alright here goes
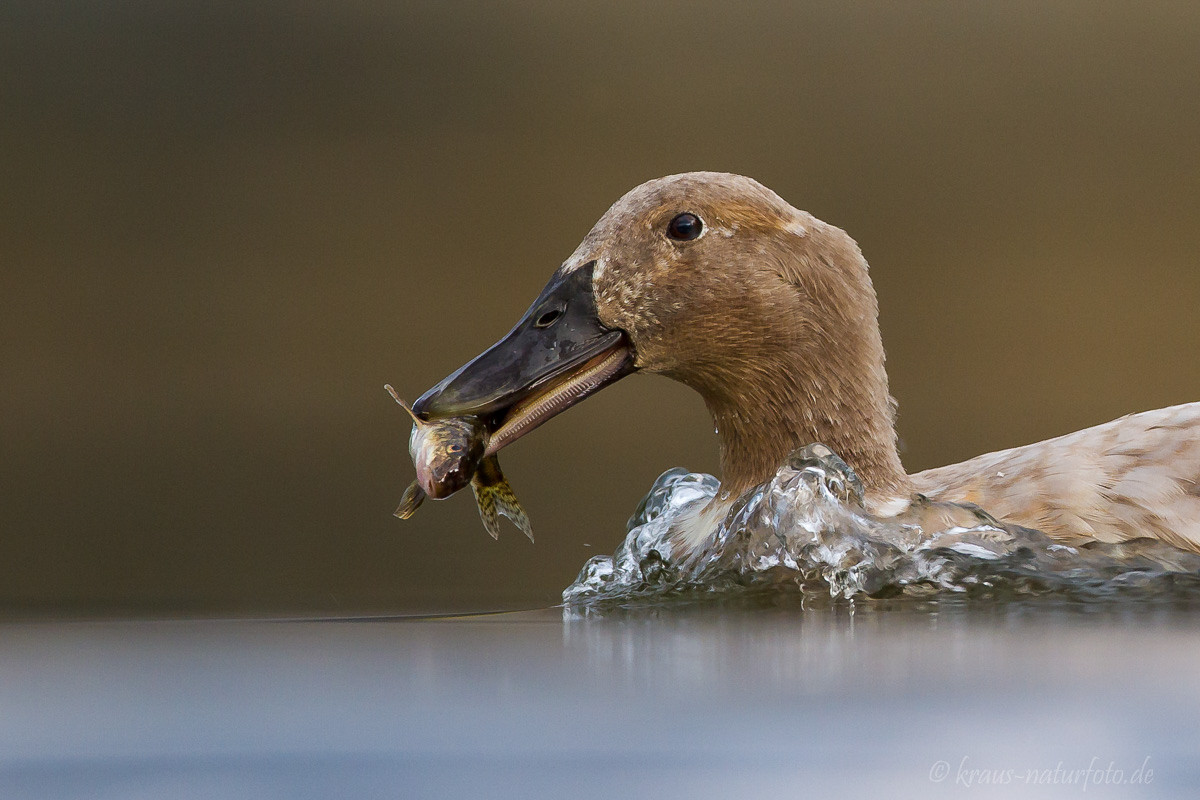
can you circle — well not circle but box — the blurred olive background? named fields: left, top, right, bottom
left=2, top=1, right=1199, bottom=617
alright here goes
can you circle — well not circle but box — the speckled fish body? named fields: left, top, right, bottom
left=386, top=385, right=533, bottom=541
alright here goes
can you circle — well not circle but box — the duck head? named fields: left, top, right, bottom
left=414, top=172, right=910, bottom=503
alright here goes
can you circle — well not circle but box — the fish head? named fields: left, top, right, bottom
left=387, top=384, right=487, bottom=500
left=410, top=416, right=486, bottom=499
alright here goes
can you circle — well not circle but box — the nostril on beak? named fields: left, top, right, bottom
left=534, top=305, right=565, bottom=328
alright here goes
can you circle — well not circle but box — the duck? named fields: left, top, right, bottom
left=413, top=172, right=1200, bottom=554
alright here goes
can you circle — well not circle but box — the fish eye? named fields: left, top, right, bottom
left=447, top=443, right=464, bottom=453
left=534, top=304, right=565, bottom=328
left=666, top=212, right=703, bottom=242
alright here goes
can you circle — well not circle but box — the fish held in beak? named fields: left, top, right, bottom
left=387, top=384, right=484, bottom=499
left=385, top=385, right=534, bottom=541
left=412, top=261, right=635, bottom=454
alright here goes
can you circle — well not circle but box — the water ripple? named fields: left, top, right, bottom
left=564, top=445, right=1200, bottom=607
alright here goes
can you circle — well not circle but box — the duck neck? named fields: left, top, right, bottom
left=707, top=371, right=911, bottom=503
left=691, top=275, right=913, bottom=504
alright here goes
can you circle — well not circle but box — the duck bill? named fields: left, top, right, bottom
left=412, top=261, right=635, bottom=453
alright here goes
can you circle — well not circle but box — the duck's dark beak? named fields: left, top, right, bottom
left=412, top=261, right=635, bottom=452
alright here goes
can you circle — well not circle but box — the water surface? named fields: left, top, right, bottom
left=1, top=599, right=1197, bottom=799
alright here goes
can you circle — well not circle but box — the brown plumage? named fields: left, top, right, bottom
left=912, top=403, right=1200, bottom=551
left=564, top=172, right=1200, bottom=552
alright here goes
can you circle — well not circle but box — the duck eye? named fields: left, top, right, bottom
left=534, top=305, right=564, bottom=328
left=666, top=212, right=703, bottom=242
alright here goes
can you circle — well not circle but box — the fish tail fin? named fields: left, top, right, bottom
left=394, top=480, right=426, bottom=519
left=494, top=485, right=534, bottom=543
left=472, top=480, right=501, bottom=540
left=473, top=456, right=534, bottom=543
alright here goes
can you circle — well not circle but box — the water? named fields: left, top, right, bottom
left=2, top=603, right=1198, bottom=799
left=6, top=452, right=1200, bottom=798
left=566, top=445, right=1200, bottom=606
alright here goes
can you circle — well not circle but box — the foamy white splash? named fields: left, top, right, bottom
left=564, top=445, right=1200, bottom=606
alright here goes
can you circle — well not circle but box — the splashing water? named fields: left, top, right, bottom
left=563, top=445, right=1200, bottom=607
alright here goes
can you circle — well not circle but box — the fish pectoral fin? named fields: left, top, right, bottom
left=394, top=481, right=426, bottom=520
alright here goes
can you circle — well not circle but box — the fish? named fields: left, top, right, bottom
left=385, top=384, right=533, bottom=542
